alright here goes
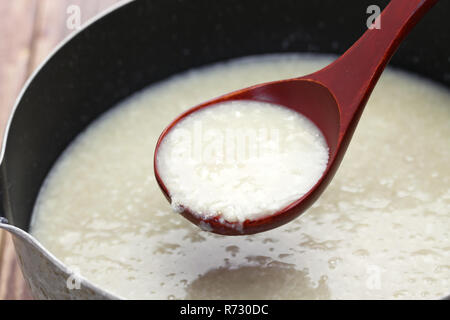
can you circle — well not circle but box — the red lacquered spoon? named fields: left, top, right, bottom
left=154, top=0, right=438, bottom=235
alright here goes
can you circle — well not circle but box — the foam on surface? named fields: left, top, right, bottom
left=31, top=54, right=450, bottom=299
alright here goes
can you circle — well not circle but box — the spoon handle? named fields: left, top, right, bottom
left=307, top=0, right=438, bottom=134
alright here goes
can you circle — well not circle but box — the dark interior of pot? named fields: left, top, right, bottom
left=1, top=0, right=449, bottom=230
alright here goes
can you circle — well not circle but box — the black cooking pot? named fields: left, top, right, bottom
left=0, top=0, right=448, bottom=299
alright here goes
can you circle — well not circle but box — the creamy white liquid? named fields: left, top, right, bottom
left=156, top=100, right=329, bottom=224
left=31, top=54, right=450, bottom=299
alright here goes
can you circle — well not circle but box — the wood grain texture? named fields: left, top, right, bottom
left=0, top=0, right=38, bottom=145
left=0, top=0, right=123, bottom=300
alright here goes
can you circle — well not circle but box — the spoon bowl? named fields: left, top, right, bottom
left=155, top=79, right=341, bottom=235
left=154, top=0, right=438, bottom=235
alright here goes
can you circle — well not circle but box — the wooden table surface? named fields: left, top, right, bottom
left=0, top=0, right=124, bottom=300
